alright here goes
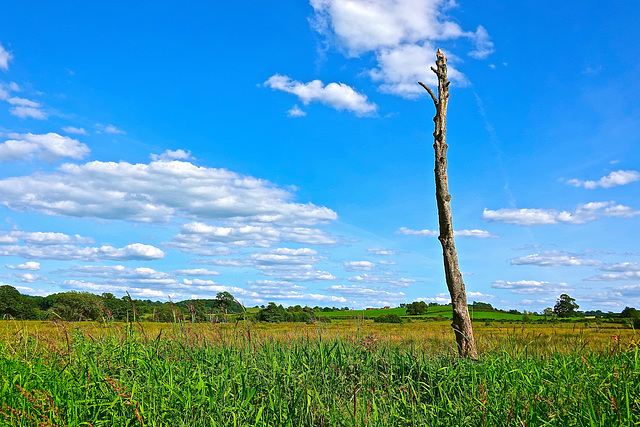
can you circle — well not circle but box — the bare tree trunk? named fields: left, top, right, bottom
left=419, top=49, right=477, bottom=359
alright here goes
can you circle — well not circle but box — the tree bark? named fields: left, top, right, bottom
left=420, top=49, right=477, bottom=359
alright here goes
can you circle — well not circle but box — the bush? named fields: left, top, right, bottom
left=374, top=314, right=402, bottom=323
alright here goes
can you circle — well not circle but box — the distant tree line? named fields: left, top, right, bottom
left=0, top=285, right=243, bottom=322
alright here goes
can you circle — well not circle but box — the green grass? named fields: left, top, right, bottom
left=0, top=321, right=638, bottom=426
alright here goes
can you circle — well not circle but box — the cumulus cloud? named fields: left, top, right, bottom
left=0, top=160, right=337, bottom=225
left=491, top=280, right=573, bottom=295
left=483, top=201, right=639, bottom=226
left=566, top=170, right=640, bottom=189
left=5, top=261, right=40, bottom=271
left=0, top=43, right=12, bottom=70
left=309, top=0, right=492, bottom=98
left=0, top=133, right=89, bottom=162
left=510, top=251, right=603, bottom=267
left=344, top=261, right=376, bottom=271
left=370, top=43, right=467, bottom=97
left=0, top=243, right=164, bottom=261
left=151, top=149, right=194, bottom=162
left=265, top=75, right=377, bottom=116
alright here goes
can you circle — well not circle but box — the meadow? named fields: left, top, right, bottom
left=0, top=318, right=638, bottom=426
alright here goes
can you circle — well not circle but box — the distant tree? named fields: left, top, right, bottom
left=621, top=307, right=638, bottom=318
left=508, top=309, right=521, bottom=315
left=553, top=294, right=579, bottom=318
left=52, top=291, right=100, bottom=321
left=0, top=285, right=38, bottom=319
left=543, top=307, right=554, bottom=319
left=257, top=302, right=288, bottom=323
left=472, top=301, right=493, bottom=310
left=406, top=301, right=428, bottom=315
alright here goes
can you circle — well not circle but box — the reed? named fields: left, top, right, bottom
left=0, top=319, right=638, bottom=426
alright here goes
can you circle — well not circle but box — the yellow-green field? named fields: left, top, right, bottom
left=1, top=319, right=638, bottom=426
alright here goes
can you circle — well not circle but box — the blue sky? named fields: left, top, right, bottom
left=1, top=0, right=639, bottom=311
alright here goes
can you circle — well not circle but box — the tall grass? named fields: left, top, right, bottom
left=0, top=319, right=638, bottom=426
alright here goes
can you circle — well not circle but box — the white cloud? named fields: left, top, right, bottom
left=0, top=160, right=337, bottom=225
left=396, top=227, right=437, bottom=237
left=103, top=124, right=126, bottom=134
left=468, top=25, right=494, bottom=59
left=6, top=261, right=40, bottom=271
left=396, top=227, right=498, bottom=238
left=0, top=133, right=89, bottom=162
left=344, top=261, right=376, bottom=271
left=366, top=248, right=398, bottom=256
left=585, top=262, right=640, bottom=281
left=10, top=106, right=47, bottom=120
left=309, top=0, right=492, bottom=98
left=510, top=251, right=603, bottom=267
left=454, top=229, right=499, bottom=238
left=286, top=105, right=307, bottom=117
left=166, top=222, right=337, bottom=251
left=566, top=170, right=640, bottom=189
left=264, top=75, right=377, bottom=116
left=310, top=0, right=466, bottom=54
left=370, top=43, right=467, bottom=97
left=16, top=273, right=47, bottom=283
left=483, top=201, right=640, bottom=225
left=491, top=280, right=574, bottom=295
left=324, top=284, right=405, bottom=304
left=171, top=268, right=220, bottom=276
left=247, top=280, right=347, bottom=304
left=2, top=231, right=94, bottom=245
left=0, top=243, right=164, bottom=261
left=62, top=126, right=87, bottom=135
left=347, top=272, right=415, bottom=287
left=467, top=291, right=497, bottom=300
left=0, top=81, right=47, bottom=119
left=150, top=149, right=193, bottom=162
left=0, top=43, right=12, bottom=70
left=257, top=264, right=338, bottom=282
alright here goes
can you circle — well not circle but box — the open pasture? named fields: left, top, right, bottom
left=0, top=319, right=638, bottom=426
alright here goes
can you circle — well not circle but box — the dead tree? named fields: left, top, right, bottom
left=419, top=49, right=478, bottom=359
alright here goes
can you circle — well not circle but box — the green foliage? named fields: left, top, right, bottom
left=472, top=301, right=493, bottom=310
left=0, top=285, right=39, bottom=319
left=406, top=301, right=428, bottom=315
left=1, top=325, right=639, bottom=426
left=51, top=291, right=101, bottom=321
left=554, top=294, right=579, bottom=318
left=374, top=313, right=403, bottom=323
left=256, top=303, right=315, bottom=323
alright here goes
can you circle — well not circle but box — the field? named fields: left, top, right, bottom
left=0, top=319, right=638, bottom=426
left=313, top=306, right=541, bottom=321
